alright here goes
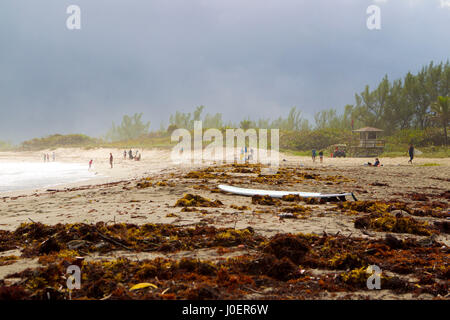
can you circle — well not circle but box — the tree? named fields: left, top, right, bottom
left=203, top=113, right=223, bottom=128
left=431, top=96, right=449, bottom=146
left=239, top=119, right=253, bottom=130
left=270, top=107, right=304, bottom=130
left=106, top=113, right=150, bottom=141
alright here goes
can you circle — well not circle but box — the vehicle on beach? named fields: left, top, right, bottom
left=329, top=144, right=347, bottom=158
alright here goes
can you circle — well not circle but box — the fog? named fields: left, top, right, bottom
left=0, top=0, right=449, bottom=143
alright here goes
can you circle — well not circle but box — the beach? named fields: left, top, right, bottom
left=0, top=148, right=448, bottom=300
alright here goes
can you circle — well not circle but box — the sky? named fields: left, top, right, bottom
left=0, top=0, right=449, bottom=143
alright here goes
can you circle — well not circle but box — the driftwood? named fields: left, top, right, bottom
left=94, top=227, right=132, bottom=251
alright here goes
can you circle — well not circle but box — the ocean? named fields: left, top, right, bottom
left=0, top=162, right=97, bottom=193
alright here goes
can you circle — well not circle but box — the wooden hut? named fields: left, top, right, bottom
left=350, top=127, right=385, bottom=157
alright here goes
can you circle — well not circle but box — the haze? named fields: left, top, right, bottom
left=0, top=0, right=449, bottom=143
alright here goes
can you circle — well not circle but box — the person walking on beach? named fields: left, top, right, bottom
left=312, top=149, right=317, bottom=163
left=319, top=150, right=324, bottom=163
left=123, top=150, right=127, bottom=160
left=129, top=149, right=133, bottom=160
left=46, top=154, right=50, bottom=162
left=43, top=154, right=47, bottom=162
left=408, top=144, right=414, bottom=164
left=109, top=153, right=114, bottom=168
left=89, top=159, right=93, bottom=170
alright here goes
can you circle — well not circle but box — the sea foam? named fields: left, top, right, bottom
left=0, top=162, right=97, bottom=192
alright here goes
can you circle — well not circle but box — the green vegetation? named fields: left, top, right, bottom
left=105, top=113, right=150, bottom=142
left=431, top=96, right=449, bottom=146
left=351, top=61, right=449, bottom=134
left=20, top=134, right=100, bottom=151
left=4, top=61, right=448, bottom=156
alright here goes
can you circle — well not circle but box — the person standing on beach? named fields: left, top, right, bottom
left=408, top=144, right=414, bottom=164
left=89, top=159, right=93, bottom=170
left=319, top=150, right=324, bottom=163
left=43, top=154, right=47, bottom=162
left=47, top=154, right=50, bottom=162
left=110, top=153, right=114, bottom=168
left=312, top=149, right=317, bottom=163
left=123, top=150, right=127, bottom=160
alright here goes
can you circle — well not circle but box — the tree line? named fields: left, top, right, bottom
left=104, top=61, right=448, bottom=146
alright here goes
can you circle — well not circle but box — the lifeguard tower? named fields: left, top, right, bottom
left=350, top=127, right=385, bottom=157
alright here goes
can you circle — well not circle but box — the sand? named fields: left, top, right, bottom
left=0, top=148, right=448, bottom=299
left=0, top=148, right=448, bottom=233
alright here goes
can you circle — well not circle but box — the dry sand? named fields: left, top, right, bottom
left=0, top=148, right=448, bottom=233
left=0, top=148, right=448, bottom=300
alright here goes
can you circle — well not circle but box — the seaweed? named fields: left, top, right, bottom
left=263, top=234, right=310, bottom=265
left=354, top=212, right=437, bottom=236
left=175, top=194, right=223, bottom=207
left=281, top=205, right=310, bottom=215
left=251, top=195, right=281, bottom=206
left=0, top=286, right=31, bottom=300
left=1, top=220, right=448, bottom=300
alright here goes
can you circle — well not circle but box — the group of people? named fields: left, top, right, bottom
left=124, top=149, right=141, bottom=161
left=311, top=149, right=324, bottom=163
left=310, top=144, right=416, bottom=166
left=43, top=152, right=56, bottom=162
left=88, top=150, right=142, bottom=171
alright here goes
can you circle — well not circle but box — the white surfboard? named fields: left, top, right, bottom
left=218, top=184, right=357, bottom=201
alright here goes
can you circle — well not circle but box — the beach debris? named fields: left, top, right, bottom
left=175, top=194, right=223, bottom=207
left=281, top=194, right=303, bottom=202
left=278, top=213, right=296, bottom=219
left=354, top=212, right=438, bottom=236
left=39, top=237, right=61, bottom=254
left=280, top=205, right=310, bottom=214
left=251, top=195, right=281, bottom=206
left=1, top=221, right=448, bottom=300
left=230, top=205, right=250, bottom=211
left=370, top=182, right=389, bottom=187
left=410, top=193, right=429, bottom=201
left=384, top=234, right=403, bottom=249
left=67, top=240, right=88, bottom=250
left=433, top=221, right=450, bottom=234
left=129, top=283, right=158, bottom=291
left=0, top=255, right=19, bottom=266
left=136, top=181, right=152, bottom=188
left=263, top=234, right=310, bottom=265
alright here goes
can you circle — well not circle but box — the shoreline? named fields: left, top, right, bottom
left=1, top=147, right=449, bottom=197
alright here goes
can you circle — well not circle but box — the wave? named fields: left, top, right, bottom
left=0, top=162, right=97, bottom=192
